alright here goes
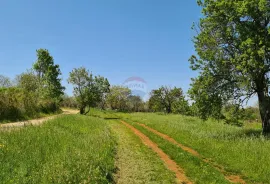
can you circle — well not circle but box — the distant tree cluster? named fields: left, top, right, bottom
left=67, top=73, right=260, bottom=122
left=106, top=86, right=146, bottom=112
left=66, top=77, right=148, bottom=114
left=60, top=95, right=78, bottom=109
left=67, top=75, right=192, bottom=115
left=148, top=86, right=190, bottom=115
left=0, top=49, right=65, bottom=121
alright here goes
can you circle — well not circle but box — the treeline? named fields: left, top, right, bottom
left=64, top=67, right=147, bottom=113
left=1, top=49, right=259, bottom=126
left=0, top=49, right=64, bottom=122
left=63, top=67, right=190, bottom=114
left=64, top=69, right=260, bottom=126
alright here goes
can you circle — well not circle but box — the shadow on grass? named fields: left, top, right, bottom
left=234, top=129, right=270, bottom=140
left=87, top=114, right=120, bottom=120
left=243, top=129, right=263, bottom=137
left=211, top=128, right=270, bottom=140
left=243, top=129, right=270, bottom=139
left=104, top=117, right=120, bottom=120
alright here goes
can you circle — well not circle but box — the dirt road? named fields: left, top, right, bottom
left=0, top=109, right=79, bottom=129
left=137, top=123, right=246, bottom=184
left=121, top=120, right=192, bottom=184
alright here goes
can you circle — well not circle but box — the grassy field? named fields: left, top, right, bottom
left=0, top=111, right=179, bottom=184
left=2, top=109, right=269, bottom=183
left=0, top=115, right=116, bottom=183
left=85, top=109, right=270, bottom=183
left=122, top=113, right=270, bottom=183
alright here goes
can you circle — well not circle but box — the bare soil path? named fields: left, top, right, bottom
left=121, top=120, right=192, bottom=184
left=0, top=109, right=79, bottom=129
left=108, top=120, right=175, bottom=184
left=137, top=123, right=246, bottom=184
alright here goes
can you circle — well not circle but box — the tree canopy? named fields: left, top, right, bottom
left=68, top=67, right=110, bottom=114
left=0, top=75, right=12, bottom=88
left=33, top=49, right=65, bottom=100
left=106, top=86, right=131, bottom=111
left=149, top=86, right=189, bottom=114
left=189, top=0, right=270, bottom=132
left=0, top=49, right=64, bottom=121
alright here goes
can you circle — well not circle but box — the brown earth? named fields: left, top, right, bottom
left=121, top=120, right=192, bottom=184
left=0, top=109, right=79, bottom=129
left=138, top=123, right=246, bottom=184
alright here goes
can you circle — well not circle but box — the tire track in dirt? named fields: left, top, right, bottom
left=137, top=123, right=246, bottom=184
left=120, top=120, right=192, bottom=184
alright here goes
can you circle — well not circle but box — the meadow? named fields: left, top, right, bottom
left=0, top=115, right=116, bottom=184
left=122, top=112, right=270, bottom=183
left=1, top=109, right=270, bottom=183
left=1, top=0, right=269, bottom=183
left=85, top=109, right=270, bottom=183
left=0, top=111, right=177, bottom=184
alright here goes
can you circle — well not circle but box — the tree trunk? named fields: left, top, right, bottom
left=257, top=91, right=270, bottom=133
left=84, top=105, right=90, bottom=115
left=80, top=106, right=85, bottom=114
left=166, top=105, right=172, bottom=113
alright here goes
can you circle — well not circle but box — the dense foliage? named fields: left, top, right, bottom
left=0, top=49, right=64, bottom=122
left=106, top=86, right=131, bottom=111
left=149, top=86, right=190, bottom=115
left=60, top=94, right=78, bottom=109
left=189, top=0, right=270, bottom=132
left=104, top=86, right=146, bottom=112
left=68, top=67, right=110, bottom=114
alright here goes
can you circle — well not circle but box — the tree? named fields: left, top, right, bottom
left=16, top=71, right=39, bottom=92
left=15, top=71, right=40, bottom=116
left=68, top=67, right=110, bottom=114
left=33, top=49, right=53, bottom=80
left=127, top=95, right=144, bottom=112
left=222, top=103, right=243, bottom=126
left=0, top=75, right=12, bottom=88
left=242, top=106, right=261, bottom=122
left=61, top=94, right=78, bottom=109
left=149, top=86, right=187, bottom=114
left=188, top=78, right=224, bottom=120
left=33, top=49, right=65, bottom=100
left=190, top=0, right=270, bottom=133
left=106, top=86, right=131, bottom=111
left=148, top=92, right=164, bottom=112
left=172, top=97, right=191, bottom=115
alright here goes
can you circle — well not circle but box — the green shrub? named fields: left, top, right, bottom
left=0, top=87, right=60, bottom=122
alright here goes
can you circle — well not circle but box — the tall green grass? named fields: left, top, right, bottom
left=87, top=108, right=119, bottom=119
left=0, top=115, right=116, bottom=184
left=124, top=113, right=270, bottom=183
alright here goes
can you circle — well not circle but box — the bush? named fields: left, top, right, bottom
left=0, top=86, right=61, bottom=122
left=0, top=87, right=25, bottom=121
left=60, top=95, right=78, bottom=109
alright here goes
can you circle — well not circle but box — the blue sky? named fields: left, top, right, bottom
left=1, top=0, right=202, bottom=97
